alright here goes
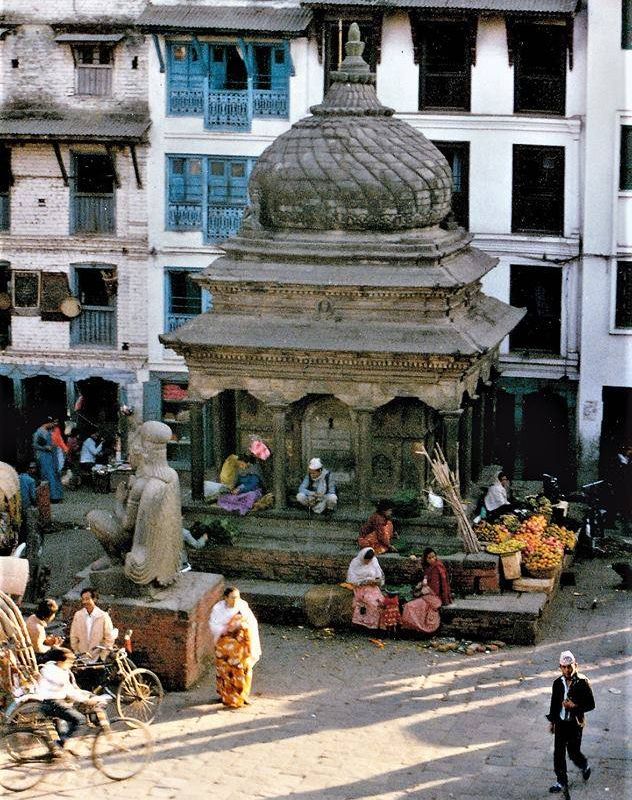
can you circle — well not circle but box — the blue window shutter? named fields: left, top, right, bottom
left=227, top=160, right=249, bottom=204
left=271, top=44, right=291, bottom=89
left=168, top=42, right=205, bottom=88
left=168, top=43, right=189, bottom=87
left=164, top=270, right=173, bottom=330
left=209, top=45, right=227, bottom=90
left=143, top=378, right=162, bottom=421
left=186, top=159, right=203, bottom=203
left=201, top=289, right=212, bottom=312
left=168, top=157, right=185, bottom=202
left=208, top=159, right=229, bottom=203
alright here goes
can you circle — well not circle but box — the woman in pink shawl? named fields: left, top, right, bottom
left=401, top=548, right=452, bottom=634
left=346, top=547, right=385, bottom=629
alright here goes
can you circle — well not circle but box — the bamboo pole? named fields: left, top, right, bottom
left=417, top=444, right=481, bottom=554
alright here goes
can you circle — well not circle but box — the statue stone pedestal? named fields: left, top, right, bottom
left=63, top=571, right=224, bottom=690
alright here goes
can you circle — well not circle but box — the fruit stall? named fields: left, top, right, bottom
left=473, top=495, right=576, bottom=587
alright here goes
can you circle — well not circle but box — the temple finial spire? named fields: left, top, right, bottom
left=331, top=21, right=371, bottom=80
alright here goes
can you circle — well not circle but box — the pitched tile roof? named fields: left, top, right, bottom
left=137, top=4, right=313, bottom=35
left=0, top=108, right=150, bottom=142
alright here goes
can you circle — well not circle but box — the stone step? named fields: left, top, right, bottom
left=184, top=502, right=458, bottom=540
left=225, top=578, right=551, bottom=645
left=190, top=545, right=500, bottom=593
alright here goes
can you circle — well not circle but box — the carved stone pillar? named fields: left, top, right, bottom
left=471, top=395, right=484, bottom=483
left=440, top=409, right=463, bottom=480
left=189, top=400, right=205, bottom=502
left=459, top=403, right=473, bottom=495
left=355, top=408, right=373, bottom=510
left=270, top=404, right=288, bottom=510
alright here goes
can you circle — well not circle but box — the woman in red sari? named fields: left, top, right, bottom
left=358, top=499, right=396, bottom=555
left=401, top=548, right=452, bottom=634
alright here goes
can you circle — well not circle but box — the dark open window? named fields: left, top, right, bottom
left=620, top=126, right=632, bottom=190
left=418, top=21, right=471, bottom=111
left=432, top=141, right=469, bottom=228
left=512, top=145, right=564, bottom=235
left=513, top=22, right=566, bottom=115
left=615, top=261, right=632, bottom=329
left=510, top=265, right=562, bottom=353
left=164, top=269, right=211, bottom=332
left=71, top=153, right=115, bottom=234
left=70, top=264, right=116, bottom=347
left=624, top=0, right=632, bottom=49
left=0, top=148, right=10, bottom=231
left=0, top=263, right=9, bottom=348
left=324, top=18, right=377, bottom=92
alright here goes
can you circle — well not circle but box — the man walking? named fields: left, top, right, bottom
left=546, top=650, right=595, bottom=793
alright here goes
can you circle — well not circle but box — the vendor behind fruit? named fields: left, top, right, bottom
left=484, top=471, right=513, bottom=521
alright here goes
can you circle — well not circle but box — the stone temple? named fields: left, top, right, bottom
left=162, top=25, right=524, bottom=510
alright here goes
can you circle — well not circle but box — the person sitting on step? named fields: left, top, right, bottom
left=296, top=458, right=337, bottom=514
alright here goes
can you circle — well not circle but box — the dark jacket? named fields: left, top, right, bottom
left=546, top=672, right=595, bottom=727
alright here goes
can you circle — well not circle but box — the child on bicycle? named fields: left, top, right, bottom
left=36, top=647, right=99, bottom=751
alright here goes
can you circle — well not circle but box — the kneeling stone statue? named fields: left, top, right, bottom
left=87, top=421, right=182, bottom=587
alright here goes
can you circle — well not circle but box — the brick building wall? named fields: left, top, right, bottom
left=0, top=0, right=151, bottom=460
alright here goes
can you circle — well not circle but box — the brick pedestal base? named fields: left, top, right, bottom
left=63, top=572, right=224, bottom=690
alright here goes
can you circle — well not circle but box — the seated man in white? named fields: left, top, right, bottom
left=296, top=458, right=337, bottom=514
left=69, top=587, right=115, bottom=663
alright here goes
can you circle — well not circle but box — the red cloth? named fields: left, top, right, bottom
left=401, top=593, right=442, bottom=634
left=424, top=560, right=453, bottom=606
left=358, top=512, right=394, bottom=555
left=351, top=585, right=384, bottom=629
left=378, top=595, right=401, bottom=630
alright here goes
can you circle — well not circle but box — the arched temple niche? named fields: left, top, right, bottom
left=371, top=398, right=439, bottom=498
left=292, top=395, right=356, bottom=502
left=235, top=390, right=274, bottom=488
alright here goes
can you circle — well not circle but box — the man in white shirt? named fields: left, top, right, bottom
left=37, top=647, right=96, bottom=751
left=79, top=431, right=103, bottom=484
left=69, top=587, right=115, bottom=663
left=484, top=471, right=512, bottom=520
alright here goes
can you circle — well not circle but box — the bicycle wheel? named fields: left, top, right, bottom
left=0, top=726, right=53, bottom=792
left=91, top=717, right=153, bottom=781
left=5, top=699, right=47, bottom=727
left=115, top=668, right=164, bottom=723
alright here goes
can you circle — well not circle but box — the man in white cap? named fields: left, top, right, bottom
left=546, top=650, right=595, bottom=793
left=296, top=457, right=337, bottom=514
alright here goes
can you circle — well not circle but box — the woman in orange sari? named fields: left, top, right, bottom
left=209, top=586, right=261, bottom=708
left=358, top=499, right=396, bottom=554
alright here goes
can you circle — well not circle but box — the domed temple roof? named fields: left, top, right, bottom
left=162, top=24, right=525, bottom=417
left=248, top=24, right=452, bottom=232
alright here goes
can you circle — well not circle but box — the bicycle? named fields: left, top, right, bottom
left=71, top=631, right=164, bottom=724
left=0, top=696, right=152, bottom=792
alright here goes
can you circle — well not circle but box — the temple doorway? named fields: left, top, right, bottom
left=301, top=397, right=356, bottom=501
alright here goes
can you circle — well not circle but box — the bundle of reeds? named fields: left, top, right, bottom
left=416, top=444, right=481, bottom=554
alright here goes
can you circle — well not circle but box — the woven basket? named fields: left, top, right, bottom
left=526, top=566, right=558, bottom=579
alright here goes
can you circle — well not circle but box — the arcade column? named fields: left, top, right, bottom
left=355, top=408, right=373, bottom=510
left=270, top=403, right=288, bottom=510
left=189, top=400, right=205, bottom=502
